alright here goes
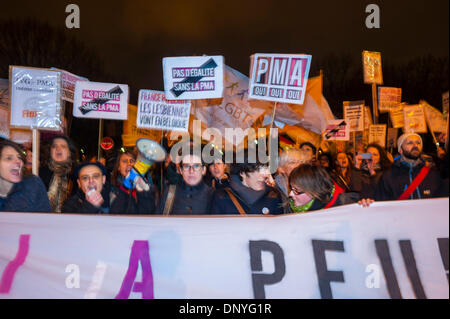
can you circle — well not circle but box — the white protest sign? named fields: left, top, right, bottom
left=421, top=101, right=447, bottom=133
left=365, top=106, right=372, bottom=130
left=137, top=90, right=191, bottom=132
left=9, top=66, right=62, bottom=130
left=0, top=79, right=9, bottom=139
left=378, top=87, right=401, bottom=113
left=0, top=198, right=448, bottom=299
left=344, top=104, right=364, bottom=132
left=73, top=81, right=129, bottom=120
left=368, top=124, right=387, bottom=148
left=323, top=120, right=349, bottom=141
left=163, top=55, right=224, bottom=100
left=403, top=104, right=427, bottom=133
left=51, top=68, right=88, bottom=103
left=249, top=53, right=312, bottom=105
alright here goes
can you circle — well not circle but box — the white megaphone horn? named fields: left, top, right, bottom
left=123, top=138, right=166, bottom=190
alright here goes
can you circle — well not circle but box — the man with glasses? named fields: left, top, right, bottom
left=62, top=162, right=155, bottom=214
left=157, top=149, right=214, bottom=215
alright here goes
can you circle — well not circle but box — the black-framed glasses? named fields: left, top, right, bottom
left=181, top=164, right=203, bottom=172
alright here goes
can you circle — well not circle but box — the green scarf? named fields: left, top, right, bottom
left=289, top=198, right=315, bottom=213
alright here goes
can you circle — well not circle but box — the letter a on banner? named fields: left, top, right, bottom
left=115, top=240, right=154, bottom=299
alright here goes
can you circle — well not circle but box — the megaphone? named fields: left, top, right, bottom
left=123, top=138, right=166, bottom=190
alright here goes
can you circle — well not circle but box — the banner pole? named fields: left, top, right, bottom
left=32, top=129, right=40, bottom=176
left=97, top=119, right=103, bottom=160
left=372, top=83, right=379, bottom=124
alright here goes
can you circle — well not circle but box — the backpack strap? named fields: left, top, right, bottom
left=224, top=187, right=246, bottom=215
left=398, top=165, right=430, bottom=200
left=163, top=184, right=177, bottom=216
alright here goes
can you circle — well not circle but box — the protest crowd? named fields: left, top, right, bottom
left=1, top=131, right=448, bottom=215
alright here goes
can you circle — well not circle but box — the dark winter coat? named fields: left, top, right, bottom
left=157, top=180, right=214, bottom=215
left=210, top=175, right=283, bottom=215
left=0, top=175, right=51, bottom=212
left=374, top=158, right=449, bottom=201
left=61, top=182, right=156, bottom=214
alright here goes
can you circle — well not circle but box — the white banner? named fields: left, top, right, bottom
left=73, top=81, right=129, bottom=120
left=137, top=90, right=191, bottom=132
left=249, top=53, right=312, bottom=105
left=9, top=66, right=62, bottom=130
left=163, top=56, right=224, bottom=100
left=2, top=198, right=447, bottom=299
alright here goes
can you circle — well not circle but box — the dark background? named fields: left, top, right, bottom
left=1, top=0, right=448, bottom=156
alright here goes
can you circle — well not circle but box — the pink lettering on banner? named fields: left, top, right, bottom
left=115, top=240, right=154, bottom=299
left=82, top=90, right=121, bottom=101
left=287, top=58, right=307, bottom=87
left=96, top=103, right=120, bottom=113
left=0, top=234, right=30, bottom=294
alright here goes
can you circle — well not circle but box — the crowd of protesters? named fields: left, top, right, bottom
left=0, top=131, right=448, bottom=215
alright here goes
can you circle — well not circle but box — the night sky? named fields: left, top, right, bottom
left=1, top=0, right=448, bottom=100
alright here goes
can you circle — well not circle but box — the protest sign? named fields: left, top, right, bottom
left=249, top=53, right=312, bottom=105
left=0, top=78, right=8, bottom=108
left=403, top=104, right=427, bottom=133
left=323, top=120, right=349, bottom=141
left=122, top=104, right=162, bottom=147
left=192, top=66, right=266, bottom=146
left=378, top=87, right=401, bottom=113
left=390, top=106, right=404, bottom=129
left=73, top=81, right=129, bottom=120
left=368, top=124, right=387, bottom=148
left=365, top=106, right=372, bottom=130
left=137, top=90, right=191, bottom=132
left=9, top=66, right=62, bottom=131
left=0, top=198, right=448, bottom=299
left=343, top=103, right=364, bottom=132
left=387, top=127, right=398, bottom=149
left=421, top=101, right=447, bottom=133
left=362, top=51, right=383, bottom=84
left=51, top=68, right=88, bottom=103
left=163, top=55, right=224, bottom=100
left=442, top=91, right=449, bottom=115
left=0, top=107, right=9, bottom=139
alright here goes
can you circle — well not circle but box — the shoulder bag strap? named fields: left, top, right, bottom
left=224, top=187, right=246, bottom=215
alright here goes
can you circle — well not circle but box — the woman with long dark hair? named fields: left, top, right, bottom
left=0, top=140, right=50, bottom=212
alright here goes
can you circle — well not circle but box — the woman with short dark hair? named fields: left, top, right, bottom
left=0, top=140, right=50, bottom=212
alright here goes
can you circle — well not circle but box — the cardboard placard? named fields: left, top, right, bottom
left=378, top=87, right=401, bottom=113
left=403, top=104, right=427, bottom=133
left=442, top=91, right=449, bottom=115
left=387, top=127, right=398, bottom=149
left=368, top=124, right=387, bottom=148
left=73, top=81, right=129, bottom=120
left=362, top=51, right=383, bottom=84
left=163, top=55, right=224, bottom=100
left=9, top=66, right=62, bottom=131
left=122, top=104, right=162, bottom=147
left=389, top=106, right=404, bottom=129
left=137, top=90, right=191, bottom=132
left=323, top=120, right=349, bottom=141
left=249, top=53, right=312, bottom=105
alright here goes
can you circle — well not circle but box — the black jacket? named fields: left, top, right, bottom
left=210, top=175, right=283, bottom=215
left=157, top=180, right=214, bottom=215
left=61, top=183, right=156, bottom=214
left=0, top=175, right=51, bottom=212
left=374, top=158, right=449, bottom=201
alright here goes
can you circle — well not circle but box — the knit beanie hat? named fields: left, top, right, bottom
left=397, top=133, right=422, bottom=153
